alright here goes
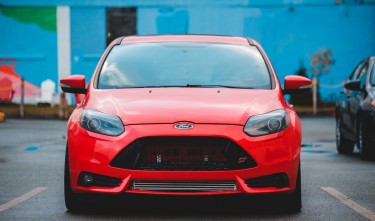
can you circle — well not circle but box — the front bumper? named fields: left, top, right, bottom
left=67, top=115, right=301, bottom=196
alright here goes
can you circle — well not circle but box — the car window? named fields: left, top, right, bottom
left=351, top=61, right=365, bottom=80
left=370, top=62, right=375, bottom=85
left=357, top=62, right=369, bottom=80
left=97, top=42, right=272, bottom=89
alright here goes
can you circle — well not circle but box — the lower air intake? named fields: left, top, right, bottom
left=131, top=181, right=237, bottom=192
left=245, top=173, right=289, bottom=188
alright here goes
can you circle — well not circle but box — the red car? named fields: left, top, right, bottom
left=60, top=35, right=311, bottom=212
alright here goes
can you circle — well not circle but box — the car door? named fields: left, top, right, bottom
left=340, top=60, right=365, bottom=136
left=346, top=61, right=370, bottom=135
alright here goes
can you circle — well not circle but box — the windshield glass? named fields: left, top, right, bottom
left=98, top=42, right=272, bottom=89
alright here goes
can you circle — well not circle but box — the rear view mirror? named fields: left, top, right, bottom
left=344, top=80, right=361, bottom=91
left=283, top=75, right=312, bottom=94
left=60, top=75, right=87, bottom=94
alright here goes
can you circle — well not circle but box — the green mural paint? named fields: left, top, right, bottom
left=0, top=7, right=56, bottom=32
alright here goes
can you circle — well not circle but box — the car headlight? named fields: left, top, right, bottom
left=244, top=109, right=290, bottom=136
left=79, top=109, right=124, bottom=136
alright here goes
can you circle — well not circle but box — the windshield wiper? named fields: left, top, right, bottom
left=185, top=84, right=253, bottom=89
left=114, top=85, right=180, bottom=89
left=113, top=85, right=254, bottom=89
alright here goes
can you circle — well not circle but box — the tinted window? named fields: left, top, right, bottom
left=98, top=42, right=271, bottom=89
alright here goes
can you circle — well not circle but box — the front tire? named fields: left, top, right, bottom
left=357, top=118, right=375, bottom=160
left=336, top=118, right=354, bottom=154
left=64, top=147, right=84, bottom=212
left=282, top=163, right=302, bottom=212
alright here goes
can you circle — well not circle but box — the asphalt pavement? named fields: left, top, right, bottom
left=0, top=117, right=374, bottom=220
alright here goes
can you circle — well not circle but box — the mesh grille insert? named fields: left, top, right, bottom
left=111, top=136, right=257, bottom=171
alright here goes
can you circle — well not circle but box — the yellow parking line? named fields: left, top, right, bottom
left=0, top=187, right=47, bottom=212
left=322, top=187, right=375, bottom=221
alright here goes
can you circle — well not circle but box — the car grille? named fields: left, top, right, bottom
left=131, top=181, right=237, bottom=192
left=110, top=136, right=257, bottom=171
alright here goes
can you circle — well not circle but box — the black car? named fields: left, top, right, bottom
left=336, top=56, right=375, bottom=160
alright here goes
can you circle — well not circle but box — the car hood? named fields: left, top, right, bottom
left=84, top=88, right=285, bottom=125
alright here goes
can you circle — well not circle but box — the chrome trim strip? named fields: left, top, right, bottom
left=132, top=181, right=237, bottom=191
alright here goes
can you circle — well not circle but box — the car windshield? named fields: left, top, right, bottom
left=97, top=42, right=272, bottom=89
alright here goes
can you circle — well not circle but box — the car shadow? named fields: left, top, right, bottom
left=67, top=194, right=302, bottom=218
left=337, top=149, right=375, bottom=162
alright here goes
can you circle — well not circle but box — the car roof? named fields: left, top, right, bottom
left=120, top=35, right=252, bottom=45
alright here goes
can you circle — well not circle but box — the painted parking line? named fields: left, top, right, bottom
left=0, top=187, right=47, bottom=213
left=322, top=187, right=375, bottom=221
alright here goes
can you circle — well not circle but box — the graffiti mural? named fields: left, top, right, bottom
left=0, top=58, right=41, bottom=103
left=0, top=7, right=58, bottom=103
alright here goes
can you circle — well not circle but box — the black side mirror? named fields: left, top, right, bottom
left=344, top=80, right=361, bottom=91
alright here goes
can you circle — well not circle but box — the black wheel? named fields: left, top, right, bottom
left=336, top=118, right=354, bottom=154
left=64, top=147, right=84, bottom=212
left=282, top=163, right=302, bottom=212
left=357, top=118, right=375, bottom=160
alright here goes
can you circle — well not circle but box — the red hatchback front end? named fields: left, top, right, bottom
left=61, top=35, right=311, bottom=212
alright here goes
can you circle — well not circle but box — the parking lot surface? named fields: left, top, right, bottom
left=0, top=117, right=374, bottom=220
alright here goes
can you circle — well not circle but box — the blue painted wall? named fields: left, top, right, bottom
left=71, top=7, right=106, bottom=79
left=0, top=8, right=57, bottom=88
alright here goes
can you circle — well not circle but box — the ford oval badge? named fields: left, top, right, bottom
left=174, top=123, right=194, bottom=130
